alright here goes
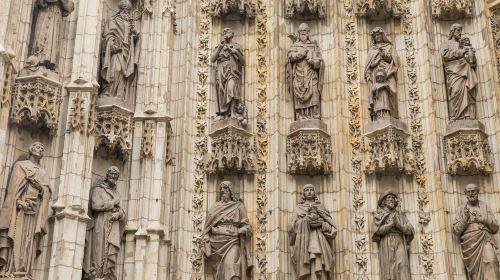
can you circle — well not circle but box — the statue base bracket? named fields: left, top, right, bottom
left=94, top=104, right=134, bottom=161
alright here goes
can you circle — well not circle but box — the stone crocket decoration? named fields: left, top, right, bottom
left=288, top=184, right=337, bottom=279
left=212, top=27, right=247, bottom=126
left=101, top=0, right=140, bottom=102
left=201, top=181, right=253, bottom=279
left=286, top=22, right=324, bottom=120
left=453, top=184, right=500, bottom=279
left=372, top=191, right=414, bottom=280
left=27, top=0, right=75, bottom=70
left=365, top=27, right=400, bottom=121
left=83, top=166, right=126, bottom=280
left=0, top=142, right=51, bottom=279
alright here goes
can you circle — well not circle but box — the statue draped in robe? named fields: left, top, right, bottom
left=29, top=0, right=74, bottom=70
left=0, top=142, right=51, bottom=278
left=101, top=0, right=140, bottom=101
left=288, top=184, right=337, bottom=279
left=372, top=191, right=414, bottom=280
left=453, top=184, right=500, bottom=280
left=441, top=23, right=478, bottom=121
left=83, top=166, right=126, bottom=280
left=286, top=23, right=324, bottom=120
left=364, top=27, right=400, bottom=121
left=201, top=181, right=253, bottom=279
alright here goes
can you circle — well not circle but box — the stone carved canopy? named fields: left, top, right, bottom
left=284, top=0, right=326, bottom=19
left=355, top=0, right=404, bottom=20
left=207, top=0, right=257, bottom=18
left=431, top=0, right=473, bottom=20
left=94, top=105, right=134, bottom=160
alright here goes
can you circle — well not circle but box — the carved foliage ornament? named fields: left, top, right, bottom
left=444, top=130, right=493, bottom=176
left=285, top=0, right=326, bottom=19
left=355, top=0, right=404, bottom=20
left=287, top=130, right=333, bottom=175
left=490, top=10, right=500, bottom=79
left=11, top=77, right=62, bottom=136
left=141, top=120, right=155, bottom=159
left=431, top=0, right=473, bottom=20
left=69, top=94, right=85, bottom=133
left=207, top=0, right=257, bottom=18
left=95, top=106, right=133, bottom=160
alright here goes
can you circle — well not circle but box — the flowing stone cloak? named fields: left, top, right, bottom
left=286, top=40, right=324, bottom=111
left=453, top=201, right=500, bottom=280
left=441, top=39, right=478, bottom=120
left=213, top=42, right=244, bottom=116
left=83, top=182, right=125, bottom=279
left=288, top=201, right=336, bottom=279
left=0, top=159, right=50, bottom=275
left=32, top=0, right=74, bottom=69
left=201, top=200, right=252, bottom=280
left=364, top=42, right=400, bottom=118
left=372, top=209, right=414, bottom=280
left=101, top=12, right=140, bottom=101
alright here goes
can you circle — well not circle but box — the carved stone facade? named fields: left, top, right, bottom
left=284, top=0, right=326, bottom=19
left=207, top=0, right=257, bottom=18
left=354, top=0, right=404, bottom=20
left=431, top=0, right=473, bottom=20
left=94, top=105, right=133, bottom=160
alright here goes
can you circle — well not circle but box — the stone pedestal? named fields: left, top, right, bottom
left=207, top=118, right=255, bottom=175
left=364, top=117, right=413, bottom=176
left=443, top=120, right=493, bottom=176
left=10, top=68, right=62, bottom=136
left=286, top=119, right=333, bottom=176
left=284, top=0, right=326, bottom=19
left=431, top=0, right=473, bottom=20
left=94, top=104, right=134, bottom=160
left=354, top=0, right=404, bottom=20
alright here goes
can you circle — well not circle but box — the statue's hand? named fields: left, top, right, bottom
left=321, top=222, right=332, bottom=232
left=110, top=211, right=121, bottom=221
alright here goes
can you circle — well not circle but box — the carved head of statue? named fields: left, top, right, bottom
left=448, top=23, right=463, bottom=41
left=459, top=36, right=471, bottom=48
left=300, top=184, right=319, bottom=203
left=378, top=190, right=399, bottom=211
left=370, top=27, right=391, bottom=45
left=28, top=142, right=45, bottom=161
left=105, top=166, right=120, bottom=186
left=219, top=181, right=237, bottom=202
left=465, top=184, right=480, bottom=206
left=118, top=0, right=132, bottom=12
left=222, top=27, right=234, bottom=43
left=375, top=69, right=387, bottom=83
left=298, top=23, right=310, bottom=43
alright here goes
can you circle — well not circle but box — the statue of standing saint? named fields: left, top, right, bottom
left=0, top=142, right=51, bottom=279
left=288, top=184, right=337, bottom=279
left=211, top=28, right=246, bottom=126
left=101, top=0, right=141, bottom=101
left=201, top=181, right=253, bottom=279
left=372, top=191, right=414, bottom=280
left=286, top=23, right=324, bottom=120
left=441, top=23, right=478, bottom=121
left=453, top=184, right=500, bottom=280
left=83, top=166, right=126, bottom=280
left=28, top=0, right=75, bottom=70
left=364, top=27, right=400, bottom=121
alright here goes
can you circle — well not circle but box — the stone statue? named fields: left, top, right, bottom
left=453, top=184, right=500, bottom=280
left=286, top=23, right=324, bottom=120
left=211, top=27, right=247, bottom=125
left=101, top=0, right=140, bottom=101
left=364, top=27, right=400, bottom=121
left=0, top=142, right=51, bottom=278
left=201, top=181, right=253, bottom=279
left=27, top=0, right=75, bottom=70
left=441, top=23, right=478, bottom=121
left=372, top=191, right=414, bottom=280
left=83, top=166, right=126, bottom=280
left=288, top=184, right=337, bottom=279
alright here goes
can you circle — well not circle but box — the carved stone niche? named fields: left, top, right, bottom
left=443, top=120, right=493, bottom=176
left=94, top=105, right=134, bottom=160
left=10, top=68, right=62, bottom=136
left=207, top=0, right=257, bottom=18
left=431, top=0, right=473, bottom=20
left=284, top=0, right=326, bottom=20
left=354, top=0, right=404, bottom=20
left=364, top=117, right=414, bottom=176
left=207, top=118, right=255, bottom=175
left=286, top=119, right=333, bottom=176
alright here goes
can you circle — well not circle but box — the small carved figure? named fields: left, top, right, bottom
left=453, top=184, right=500, bottom=280
left=364, top=27, right=400, bottom=121
left=27, top=0, right=75, bottom=70
left=288, top=184, right=337, bottom=279
left=101, top=0, right=141, bottom=101
left=201, top=181, right=253, bottom=279
left=441, top=23, right=478, bottom=121
left=372, top=191, right=414, bottom=280
left=83, top=166, right=126, bottom=280
left=286, top=23, right=324, bottom=120
left=0, top=142, right=51, bottom=278
left=211, top=27, right=246, bottom=123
